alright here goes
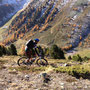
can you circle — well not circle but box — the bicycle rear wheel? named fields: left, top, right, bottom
left=17, top=56, right=28, bottom=66
left=36, top=58, right=48, bottom=66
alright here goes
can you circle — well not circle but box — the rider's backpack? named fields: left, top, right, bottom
left=26, top=39, right=34, bottom=49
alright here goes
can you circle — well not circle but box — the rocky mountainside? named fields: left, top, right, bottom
left=0, top=0, right=31, bottom=27
left=0, top=0, right=90, bottom=51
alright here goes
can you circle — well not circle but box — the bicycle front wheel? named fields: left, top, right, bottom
left=36, top=58, right=48, bottom=66
left=17, top=56, right=28, bottom=66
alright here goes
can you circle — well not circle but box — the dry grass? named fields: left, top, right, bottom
left=54, top=62, right=90, bottom=79
left=0, top=59, right=7, bottom=64
left=48, top=59, right=68, bottom=64
left=0, top=55, right=90, bottom=79
left=9, top=66, right=47, bottom=73
left=66, top=77, right=77, bottom=83
left=0, top=59, right=7, bottom=70
left=75, top=49, right=90, bottom=58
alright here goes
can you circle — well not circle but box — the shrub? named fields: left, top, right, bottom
left=9, top=44, right=17, bottom=55
left=50, top=44, right=65, bottom=59
left=68, top=55, right=72, bottom=60
left=0, top=44, right=18, bottom=56
left=37, top=46, right=45, bottom=57
left=6, top=47, right=12, bottom=55
left=0, top=46, right=3, bottom=57
left=72, top=54, right=82, bottom=62
left=2, top=46, right=7, bottom=55
left=0, top=50, right=3, bottom=57
left=83, top=56, right=90, bottom=61
left=0, top=45, right=7, bottom=56
left=54, top=65, right=90, bottom=79
left=44, top=47, right=49, bottom=57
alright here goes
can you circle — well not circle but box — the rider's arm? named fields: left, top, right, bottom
left=34, top=46, right=39, bottom=56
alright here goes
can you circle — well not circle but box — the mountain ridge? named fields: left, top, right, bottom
left=0, top=0, right=31, bottom=27
left=0, top=0, right=90, bottom=51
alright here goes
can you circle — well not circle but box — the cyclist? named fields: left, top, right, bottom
left=25, top=38, right=40, bottom=63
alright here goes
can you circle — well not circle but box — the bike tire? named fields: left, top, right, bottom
left=36, top=58, right=48, bottom=66
left=17, top=56, right=28, bottom=66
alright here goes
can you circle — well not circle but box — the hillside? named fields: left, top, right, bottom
left=0, top=0, right=90, bottom=51
left=0, top=0, right=30, bottom=27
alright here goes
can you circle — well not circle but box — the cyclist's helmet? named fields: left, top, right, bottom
left=34, top=38, right=40, bottom=42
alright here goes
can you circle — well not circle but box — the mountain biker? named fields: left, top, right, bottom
left=25, top=38, right=40, bottom=63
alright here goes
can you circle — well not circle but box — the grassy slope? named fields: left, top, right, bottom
left=30, top=3, right=72, bottom=47
left=25, top=0, right=90, bottom=48
left=76, top=49, right=90, bottom=58
left=0, top=53, right=90, bottom=79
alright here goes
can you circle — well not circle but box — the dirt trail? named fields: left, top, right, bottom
left=0, top=56, right=90, bottom=90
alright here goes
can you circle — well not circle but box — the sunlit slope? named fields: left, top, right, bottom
left=0, top=0, right=90, bottom=50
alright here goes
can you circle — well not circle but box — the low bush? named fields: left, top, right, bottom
left=44, top=48, right=50, bottom=57
left=50, top=44, right=65, bottom=59
left=68, top=55, right=72, bottom=60
left=10, top=44, right=17, bottom=55
left=0, top=45, right=4, bottom=56
left=72, top=54, right=82, bottom=62
left=0, top=50, right=3, bottom=57
left=54, top=65, right=90, bottom=79
left=0, top=44, right=17, bottom=56
left=83, top=56, right=90, bottom=61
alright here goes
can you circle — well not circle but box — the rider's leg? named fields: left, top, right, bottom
left=27, top=52, right=32, bottom=63
left=25, top=50, right=32, bottom=63
left=27, top=50, right=33, bottom=63
left=26, top=50, right=35, bottom=63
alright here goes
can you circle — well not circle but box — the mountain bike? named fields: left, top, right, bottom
left=17, top=48, right=48, bottom=66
